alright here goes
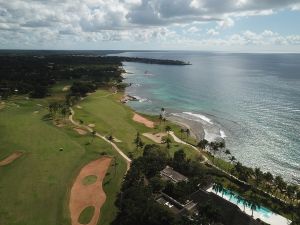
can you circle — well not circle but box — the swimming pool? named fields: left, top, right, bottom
left=206, top=187, right=291, bottom=225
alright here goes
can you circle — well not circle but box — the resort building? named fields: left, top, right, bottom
left=160, top=166, right=189, bottom=183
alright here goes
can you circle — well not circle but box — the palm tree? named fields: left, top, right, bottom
left=237, top=195, right=245, bottom=211
left=159, top=114, right=163, bottom=125
left=107, top=135, right=113, bottom=150
left=90, top=130, right=96, bottom=143
left=248, top=201, right=260, bottom=217
left=229, top=156, right=236, bottom=164
left=134, top=132, right=144, bottom=150
left=264, top=171, right=274, bottom=188
left=165, top=137, right=171, bottom=149
left=212, top=183, right=224, bottom=196
left=254, top=167, right=263, bottom=186
left=228, top=190, right=235, bottom=200
left=186, top=128, right=190, bottom=141
left=197, top=139, right=209, bottom=149
left=165, top=125, right=171, bottom=136
left=224, top=149, right=231, bottom=155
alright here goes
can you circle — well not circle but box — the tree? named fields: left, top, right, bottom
left=165, top=137, right=171, bottom=149
left=229, top=156, right=236, bottom=164
left=224, top=149, right=231, bottom=155
left=213, top=183, right=225, bottom=197
left=254, top=167, right=263, bottom=186
left=186, top=128, right=190, bottom=140
left=149, top=176, right=165, bottom=193
left=165, top=125, right=171, bottom=134
left=264, top=172, right=274, bottom=185
left=134, top=132, right=144, bottom=150
left=90, top=130, right=96, bottom=143
left=237, top=195, right=246, bottom=211
left=197, top=139, right=209, bottom=149
left=142, top=144, right=168, bottom=177
left=274, top=175, right=286, bottom=196
left=248, top=200, right=260, bottom=217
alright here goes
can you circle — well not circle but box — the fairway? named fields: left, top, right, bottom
left=0, top=95, right=127, bottom=225
left=0, top=88, right=200, bottom=225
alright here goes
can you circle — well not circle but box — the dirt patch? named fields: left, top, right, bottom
left=133, top=113, right=154, bottom=128
left=62, top=85, right=71, bottom=91
left=74, top=128, right=87, bottom=135
left=69, top=157, right=112, bottom=225
left=112, top=137, right=122, bottom=143
left=143, top=132, right=167, bottom=143
left=88, top=124, right=95, bottom=128
left=0, top=152, right=23, bottom=166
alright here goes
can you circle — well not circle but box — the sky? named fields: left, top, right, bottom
left=1, top=0, right=300, bottom=52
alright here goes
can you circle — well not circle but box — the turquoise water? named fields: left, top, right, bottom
left=209, top=187, right=291, bottom=225
left=114, top=51, right=300, bottom=184
left=213, top=188, right=272, bottom=216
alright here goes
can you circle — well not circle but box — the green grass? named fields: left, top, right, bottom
left=73, top=90, right=200, bottom=160
left=0, top=92, right=127, bottom=225
left=78, top=206, right=95, bottom=224
left=82, top=175, right=97, bottom=185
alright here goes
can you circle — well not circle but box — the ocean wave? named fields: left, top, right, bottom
left=133, top=95, right=151, bottom=103
left=182, top=112, right=213, bottom=124
left=220, top=130, right=227, bottom=138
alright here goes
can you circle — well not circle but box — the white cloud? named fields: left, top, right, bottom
left=217, top=17, right=235, bottom=29
left=207, top=29, right=219, bottom=36
left=0, top=0, right=300, bottom=49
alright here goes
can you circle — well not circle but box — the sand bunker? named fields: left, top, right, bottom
left=133, top=113, right=154, bottom=128
left=143, top=132, right=167, bottom=143
left=33, top=111, right=39, bottom=114
left=69, top=157, right=112, bottom=225
left=62, top=85, right=71, bottom=91
left=74, top=128, right=87, bottom=135
left=0, top=152, right=23, bottom=166
left=76, top=105, right=82, bottom=109
left=88, top=124, right=95, bottom=128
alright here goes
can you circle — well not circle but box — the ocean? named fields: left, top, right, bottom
left=114, top=51, right=300, bottom=184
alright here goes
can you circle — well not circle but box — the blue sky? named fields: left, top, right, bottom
left=1, top=0, right=300, bottom=52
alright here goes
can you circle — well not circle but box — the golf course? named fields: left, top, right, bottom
left=0, top=84, right=199, bottom=225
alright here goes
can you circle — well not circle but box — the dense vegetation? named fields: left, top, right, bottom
left=112, top=144, right=233, bottom=225
left=0, top=54, right=188, bottom=99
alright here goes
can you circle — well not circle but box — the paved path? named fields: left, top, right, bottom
left=69, top=108, right=131, bottom=171
left=169, top=131, right=208, bottom=163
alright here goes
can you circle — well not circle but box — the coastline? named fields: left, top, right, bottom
left=166, top=114, right=204, bottom=141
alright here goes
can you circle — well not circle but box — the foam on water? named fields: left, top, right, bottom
left=182, top=112, right=213, bottom=124
left=220, top=130, right=227, bottom=138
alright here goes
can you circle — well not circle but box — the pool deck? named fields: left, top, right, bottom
left=206, top=187, right=291, bottom=225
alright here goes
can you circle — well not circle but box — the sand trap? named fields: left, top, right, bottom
left=76, top=105, right=82, bottom=109
left=74, top=128, right=87, bottom=135
left=69, top=157, right=112, bottom=225
left=0, top=152, right=23, bottom=166
left=143, top=132, right=167, bottom=143
left=88, top=124, right=95, bottom=128
left=62, top=85, right=71, bottom=92
left=33, top=111, right=39, bottom=114
left=133, top=113, right=154, bottom=128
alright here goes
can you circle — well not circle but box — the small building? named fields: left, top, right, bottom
left=160, top=166, right=188, bottom=183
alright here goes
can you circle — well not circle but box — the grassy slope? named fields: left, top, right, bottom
left=0, top=92, right=127, bottom=225
left=73, top=90, right=200, bottom=160
left=0, top=87, right=200, bottom=225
